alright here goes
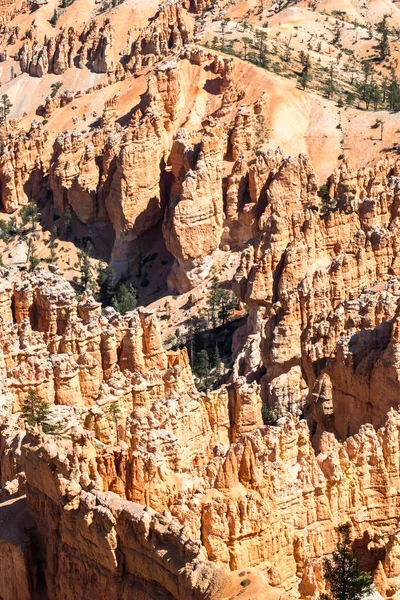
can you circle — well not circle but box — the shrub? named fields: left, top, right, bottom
left=97, top=266, right=137, bottom=315
left=49, top=9, right=58, bottom=26
left=261, top=404, right=278, bottom=425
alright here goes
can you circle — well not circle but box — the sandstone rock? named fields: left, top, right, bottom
left=163, top=120, right=225, bottom=291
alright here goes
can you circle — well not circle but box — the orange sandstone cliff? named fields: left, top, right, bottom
left=2, top=0, right=400, bottom=599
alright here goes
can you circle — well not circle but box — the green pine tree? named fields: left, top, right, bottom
left=64, top=205, right=72, bottom=240
left=112, top=282, right=137, bottom=315
left=20, top=201, right=39, bottom=230
left=194, top=349, right=210, bottom=389
left=21, top=391, right=52, bottom=431
left=213, top=344, right=222, bottom=376
left=107, top=401, right=122, bottom=442
left=218, top=289, right=235, bottom=326
left=243, top=36, right=252, bottom=60
left=77, top=242, right=94, bottom=289
left=0, top=94, right=12, bottom=121
left=49, top=227, right=58, bottom=263
left=377, top=15, right=391, bottom=60
left=50, top=8, right=58, bottom=27
left=208, top=276, right=223, bottom=328
left=321, top=523, right=374, bottom=600
left=324, top=65, right=336, bottom=99
left=300, top=68, right=310, bottom=90
left=97, top=265, right=117, bottom=306
left=27, top=239, right=40, bottom=271
left=97, top=266, right=137, bottom=315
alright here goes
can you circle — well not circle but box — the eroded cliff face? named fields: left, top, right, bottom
left=2, top=266, right=400, bottom=600
left=163, top=119, right=225, bottom=292
left=17, top=0, right=191, bottom=79
left=19, top=19, right=115, bottom=77
left=231, top=153, right=400, bottom=445
left=4, top=99, right=400, bottom=597
left=4, top=139, right=400, bottom=599
left=19, top=432, right=226, bottom=600
left=0, top=28, right=265, bottom=287
left=3, top=0, right=400, bottom=598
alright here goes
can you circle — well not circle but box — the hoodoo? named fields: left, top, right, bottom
left=1, top=0, right=400, bottom=599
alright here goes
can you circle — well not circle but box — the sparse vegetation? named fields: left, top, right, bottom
left=321, top=523, right=373, bottom=600
left=107, top=400, right=122, bottom=442
left=21, top=391, right=58, bottom=433
left=20, top=201, right=39, bottom=230
left=204, top=7, right=400, bottom=115
left=27, top=239, right=40, bottom=271
left=49, top=8, right=58, bottom=26
left=64, top=205, right=73, bottom=239
left=194, top=348, right=210, bottom=390
left=77, top=242, right=94, bottom=289
left=0, top=218, right=18, bottom=242
left=206, top=277, right=236, bottom=329
left=0, top=94, right=12, bottom=122
left=97, top=266, right=137, bottom=315
left=261, top=404, right=279, bottom=425
left=50, top=82, right=63, bottom=98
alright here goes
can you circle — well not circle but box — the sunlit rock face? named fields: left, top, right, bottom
left=3, top=0, right=400, bottom=597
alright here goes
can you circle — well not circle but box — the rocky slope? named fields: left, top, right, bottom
left=2, top=266, right=400, bottom=600
left=2, top=0, right=400, bottom=599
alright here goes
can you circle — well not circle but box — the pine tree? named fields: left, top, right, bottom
left=112, top=282, right=137, bottom=315
left=49, top=227, right=58, bottom=263
left=371, top=83, right=382, bottom=110
left=194, top=349, right=210, bottom=389
left=163, top=300, right=171, bottom=320
left=360, top=80, right=381, bottom=110
left=382, top=76, right=389, bottom=104
left=332, top=23, right=342, bottom=46
left=27, top=239, right=40, bottom=271
left=345, top=91, right=356, bottom=106
left=20, top=201, right=39, bottom=230
left=64, top=205, right=72, bottom=239
left=208, top=277, right=223, bottom=328
left=174, top=327, right=187, bottom=351
left=97, top=265, right=136, bottom=314
left=299, top=52, right=312, bottom=89
left=388, top=79, right=400, bottom=111
left=361, top=60, right=372, bottom=85
left=97, top=265, right=117, bottom=306
left=0, top=94, right=12, bottom=122
left=77, top=242, right=94, bottom=289
left=261, top=403, right=278, bottom=425
left=377, top=15, right=391, bottom=60
left=220, top=18, right=230, bottom=49
left=243, top=36, right=252, bottom=60
left=218, top=289, right=235, bottom=326
left=21, top=391, right=51, bottom=429
left=318, top=184, right=336, bottom=217
left=213, top=344, right=222, bottom=376
left=50, top=8, right=58, bottom=27
left=107, top=401, right=122, bottom=442
left=300, top=68, right=310, bottom=90
left=321, top=523, right=374, bottom=600
left=255, top=30, right=268, bottom=66
left=282, top=33, right=292, bottom=63
left=324, top=65, right=336, bottom=99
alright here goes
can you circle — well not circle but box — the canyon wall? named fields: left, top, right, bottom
left=2, top=0, right=400, bottom=598
left=1, top=267, right=400, bottom=599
